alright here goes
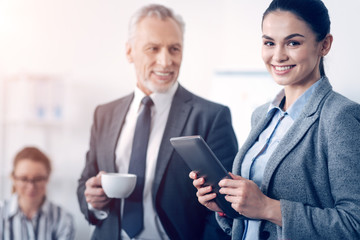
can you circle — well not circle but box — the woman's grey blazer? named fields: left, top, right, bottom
left=217, top=77, right=360, bottom=240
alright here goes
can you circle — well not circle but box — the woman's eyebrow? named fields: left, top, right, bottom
left=262, top=33, right=305, bottom=40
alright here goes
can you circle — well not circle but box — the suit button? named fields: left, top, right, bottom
left=260, top=230, right=270, bottom=240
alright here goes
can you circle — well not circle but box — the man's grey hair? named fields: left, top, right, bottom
left=128, top=4, right=185, bottom=42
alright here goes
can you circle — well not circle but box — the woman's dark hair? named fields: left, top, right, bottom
left=262, top=0, right=331, bottom=76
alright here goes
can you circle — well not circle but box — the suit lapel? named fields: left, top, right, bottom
left=105, top=93, right=134, bottom=172
left=261, top=78, right=332, bottom=194
left=261, top=113, right=319, bottom=194
left=152, top=85, right=193, bottom=199
left=233, top=111, right=274, bottom=175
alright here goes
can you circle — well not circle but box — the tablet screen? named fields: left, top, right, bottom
left=170, top=135, right=240, bottom=218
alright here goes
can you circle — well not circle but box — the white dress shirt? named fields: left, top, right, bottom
left=88, top=82, right=178, bottom=239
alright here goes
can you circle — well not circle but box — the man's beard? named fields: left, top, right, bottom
left=142, top=78, right=176, bottom=93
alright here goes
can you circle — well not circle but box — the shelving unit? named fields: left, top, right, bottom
left=0, top=73, right=65, bottom=199
left=0, top=76, right=6, bottom=197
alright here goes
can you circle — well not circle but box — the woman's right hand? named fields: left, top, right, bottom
left=189, top=171, right=223, bottom=213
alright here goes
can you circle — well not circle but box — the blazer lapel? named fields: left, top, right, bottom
left=104, top=93, right=134, bottom=172
left=261, top=78, right=333, bottom=194
left=152, top=85, right=193, bottom=199
left=261, top=114, right=319, bottom=194
left=233, top=110, right=274, bottom=175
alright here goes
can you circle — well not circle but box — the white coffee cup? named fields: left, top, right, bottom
left=101, top=173, right=137, bottom=198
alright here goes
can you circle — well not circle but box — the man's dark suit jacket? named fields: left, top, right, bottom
left=77, top=85, right=238, bottom=240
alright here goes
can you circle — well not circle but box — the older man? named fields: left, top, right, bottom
left=77, top=4, right=238, bottom=240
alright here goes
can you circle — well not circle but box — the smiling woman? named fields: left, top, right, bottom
left=190, top=0, right=360, bottom=239
left=1, top=0, right=360, bottom=239
left=261, top=10, right=332, bottom=110
left=0, top=147, right=75, bottom=240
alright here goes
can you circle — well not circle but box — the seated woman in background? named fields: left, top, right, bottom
left=0, top=147, right=75, bottom=240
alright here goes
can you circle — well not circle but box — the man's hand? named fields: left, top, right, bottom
left=84, top=171, right=111, bottom=210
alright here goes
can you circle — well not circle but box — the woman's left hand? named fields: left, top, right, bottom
left=219, top=173, right=282, bottom=226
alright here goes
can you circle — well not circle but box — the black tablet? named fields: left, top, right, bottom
left=170, top=135, right=240, bottom=218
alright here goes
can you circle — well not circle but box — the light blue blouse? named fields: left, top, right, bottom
left=240, top=78, right=322, bottom=240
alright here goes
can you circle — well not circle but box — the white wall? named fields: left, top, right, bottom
left=0, top=1, right=359, bottom=239
left=325, top=0, right=360, bottom=100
